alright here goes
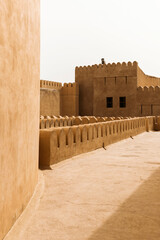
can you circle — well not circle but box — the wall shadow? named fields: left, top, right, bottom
left=39, top=166, right=52, bottom=170
left=88, top=167, right=160, bottom=240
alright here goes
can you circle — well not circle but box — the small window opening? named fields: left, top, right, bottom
left=119, top=97, right=126, bottom=108
left=106, top=97, right=113, bottom=108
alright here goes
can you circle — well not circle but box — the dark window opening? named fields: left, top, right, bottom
left=106, top=97, right=113, bottom=108
left=119, top=97, right=126, bottom=108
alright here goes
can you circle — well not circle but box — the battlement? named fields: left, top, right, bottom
left=75, top=61, right=138, bottom=77
left=63, top=82, right=78, bottom=87
left=39, top=116, right=155, bottom=166
left=40, top=80, right=62, bottom=90
left=39, top=115, right=125, bottom=129
left=61, top=82, right=79, bottom=95
left=137, top=86, right=160, bottom=93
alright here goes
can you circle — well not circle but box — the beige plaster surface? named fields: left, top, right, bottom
left=39, top=117, right=153, bottom=166
left=6, top=132, right=160, bottom=240
left=60, top=83, right=79, bottom=117
left=0, top=1, right=40, bottom=239
left=40, top=88, right=60, bottom=116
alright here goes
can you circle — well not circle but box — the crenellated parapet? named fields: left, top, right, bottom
left=75, top=61, right=137, bottom=71
left=39, top=115, right=126, bottom=129
left=39, top=116, right=155, bottom=166
left=137, top=86, right=160, bottom=116
left=61, top=82, right=79, bottom=96
left=75, top=61, right=138, bottom=78
left=40, top=79, right=62, bottom=90
left=137, top=86, right=160, bottom=93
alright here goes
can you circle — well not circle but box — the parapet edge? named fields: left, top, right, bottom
left=75, top=61, right=138, bottom=72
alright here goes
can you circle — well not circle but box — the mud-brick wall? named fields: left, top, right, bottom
left=60, top=83, right=79, bottom=116
left=40, top=88, right=60, bottom=116
left=93, top=75, right=137, bottom=117
left=0, top=1, right=40, bottom=239
left=75, top=61, right=137, bottom=116
left=40, top=80, right=62, bottom=90
left=137, top=86, right=160, bottom=116
left=75, top=66, right=95, bottom=116
left=137, top=66, right=160, bottom=87
left=39, top=117, right=155, bottom=166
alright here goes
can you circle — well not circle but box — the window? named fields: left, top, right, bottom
left=119, top=97, right=126, bottom=108
left=106, top=97, right=113, bottom=108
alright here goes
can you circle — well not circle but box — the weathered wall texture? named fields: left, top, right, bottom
left=40, top=88, right=60, bottom=116
left=60, top=83, right=79, bottom=116
left=39, top=117, right=155, bottom=166
left=0, top=1, right=40, bottom=239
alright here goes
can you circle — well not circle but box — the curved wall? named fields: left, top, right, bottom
left=0, top=1, right=40, bottom=239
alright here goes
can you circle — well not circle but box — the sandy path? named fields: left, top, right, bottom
left=5, top=132, right=160, bottom=240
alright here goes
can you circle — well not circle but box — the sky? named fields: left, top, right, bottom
left=41, top=0, right=160, bottom=83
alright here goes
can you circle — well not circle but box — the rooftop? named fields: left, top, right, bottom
left=5, top=132, right=160, bottom=240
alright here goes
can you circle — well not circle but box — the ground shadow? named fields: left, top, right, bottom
left=88, top=167, right=160, bottom=240
left=39, top=165, right=52, bottom=170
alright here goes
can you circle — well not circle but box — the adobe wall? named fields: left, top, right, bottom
left=75, top=62, right=138, bottom=116
left=39, top=117, right=155, bottom=166
left=60, top=83, right=79, bottom=116
left=40, top=79, right=62, bottom=90
left=39, top=116, right=121, bottom=129
left=75, top=66, right=94, bottom=116
left=40, top=81, right=79, bottom=117
left=137, top=66, right=160, bottom=87
left=93, top=75, right=137, bottom=117
left=40, top=88, right=60, bottom=116
left=0, top=1, right=40, bottom=239
left=137, top=86, right=160, bottom=116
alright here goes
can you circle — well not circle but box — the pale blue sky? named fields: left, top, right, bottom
left=41, top=0, right=160, bottom=83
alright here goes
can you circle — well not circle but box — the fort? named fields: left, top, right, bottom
left=40, top=80, right=79, bottom=116
left=75, top=60, right=160, bottom=117
left=1, top=1, right=160, bottom=240
left=40, top=60, right=160, bottom=118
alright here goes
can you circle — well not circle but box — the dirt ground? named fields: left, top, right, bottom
left=5, top=132, right=160, bottom=240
